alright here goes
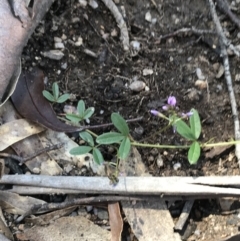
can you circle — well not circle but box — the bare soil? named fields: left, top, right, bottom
left=18, top=0, right=240, bottom=240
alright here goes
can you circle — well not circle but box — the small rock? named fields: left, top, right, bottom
left=196, top=68, right=205, bottom=80
left=61, top=62, right=67, bottom=69
left=218, top=197, right=235, bottom=211
left=79, top=0, right=87, bottom=7
left=145, top=86, right=150, bottom=91
left=54, top=37, right=62, bottom=43
left=41, top=50, right=64, bottom=60
left=129, top=81, right=146, bottom=92
left=111, top=28, right=118, bottom=37
left=145, top=11, right=152, bottom=22
left=72, top=17, right=80, bottom=23
left=64, top=164, right=73, bottom=173
left=88, top=0, right=98, bottom=9
left=130, top=40, right=140, bottom=51
left=32, top=167, right=40, bottom=174
left=195, top=80, right=207, bottom=89
left=61, top=34, right=67, bottom=40
left=75, top=37, right=83, bottom=46
left=54, top=42, right=65, bottom=49
left=97, top=208, right=109, bottom=220
left=143, top=68, right=153, bottom=76
left=173, top=162, right=181, bottom=170
left=86, top=205, right=93, bottom=212
left=156, top=154, right=164, bottom=168
left=216, top=64, right=224, bottom=79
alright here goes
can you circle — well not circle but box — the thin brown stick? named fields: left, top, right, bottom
left=208, top=0, right=240, bottom=166
left=0, top=143, right=63, bottom=164
left=216, top=0, right=240, bottom=29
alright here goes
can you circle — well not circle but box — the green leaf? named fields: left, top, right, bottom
left=83, top=107, right=95, bottom=120
left=66, top=114, right=82, bottom=123
left=70, top=146, right=92, bottom=155
left=57, top=94, right=70, bottom=103
left=111, top=113, right=129, bottom=136
left=80, top=131, right=94, bottom=147
left=93, top=148, right=104, bottom=164
left=96, top=132, right=125, bottom=144
left=118, top=137, right=131, bottom=160
left=77, top=100, right=85, bottom=117
left=189, top=109, right=201, bottom=140
left=188, top=142, right=201, bottom=164
left=52, top=82, right=59, bottom=99
left=175, top=119, right=196, bottom=141
left=42, top=90, right=55, bottom=102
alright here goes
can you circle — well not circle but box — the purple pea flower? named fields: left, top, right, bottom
left=162, top=96, right=177, bottom=111
left=168, top=96, right=176, bottom=107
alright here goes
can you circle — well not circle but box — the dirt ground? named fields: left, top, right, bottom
left=17, top=0, right=240, bottom=240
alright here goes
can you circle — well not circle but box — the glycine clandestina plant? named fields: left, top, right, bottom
left=43, top=82, right=70, bottom=104
left=63, top=96, right=240, bottom=169
left=151, top=96, right=201, bottom=164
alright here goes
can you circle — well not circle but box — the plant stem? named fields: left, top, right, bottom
left=131, top=140, right=240, bottom=149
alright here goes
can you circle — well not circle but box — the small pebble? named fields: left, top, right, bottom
left=61, top=62, right=67, bottom=69
left=75, top=37, right=83, bottom=46
left=173, top=162, right=181, bottom=170
left=88, top=0, right=98, bottom=9
left=79, top=0, right=87, bottom=7
left=86, top=205, right=93, bottom=212
left=129, top=81, right=146, bottom=92
left=143, top=68, right=153, bottom=76
left=145, top=86, right=150, bottom=91
left=195, top=80, right=207, bottom=89
left=54, top=37, right=62, bottom=43
left=54, top=42, right=65, bottom=49
left=41, top=50, right=64, bottom=60
left=145, top=11, right=152, bottom=22
left=100, top=110, right=104, bottom=114
left=156, top=154, right=164, bottom=168
left=196, top=68, right=205, bottom=80
left=32, top=167, right=40, bottom=174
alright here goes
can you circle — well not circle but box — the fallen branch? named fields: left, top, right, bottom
left=208, top=0, right=240, bottom=166
left=101, top=0, right=129, bottom=51
left=3, top=175, right=240, bottom=196
left=216, top=0, right=240, bottom=30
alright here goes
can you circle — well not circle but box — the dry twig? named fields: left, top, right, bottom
left=208, top=0, right=240, bottom=166
left=101, top=0, right=129, bottom=51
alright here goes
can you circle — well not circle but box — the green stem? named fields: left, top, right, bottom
left=131, top=140, right=240, bottom=149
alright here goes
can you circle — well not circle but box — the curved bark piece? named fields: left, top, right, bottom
left=0, top=0, right=55, bottom=105
left=11, top=68, right=81, bottom=133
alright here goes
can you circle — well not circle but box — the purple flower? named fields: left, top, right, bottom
left=168, top=96, right=176, bottom=107
left=162, top=96, right=177, bottom=111
left=150, top=110, right=159, bottom=116
left=150, top=110, right=166, bottom=119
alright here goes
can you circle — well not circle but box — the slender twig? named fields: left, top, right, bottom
left=174, top=200, right=194, bottom=231
left=208, top=0, right=240, bottom=167
left=0, top=143, right=63, bottom=164
left=159, top=27, right=216, bottom=40
left=216, top=0, right=240, bottom=29
left=101, top=0, right=129, bottom=51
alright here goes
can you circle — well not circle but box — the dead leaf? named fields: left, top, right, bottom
left=0, top=0, right=54, bottom=105
left=0, top=119, right=44, bottom=151
left=22, top=216, right=111, bottom=241
left=205, top=145, right=233, bottom=159
left=120, top=147, right=181, bottom=241
left=11, top=68, right=81, bottom=132
left=108, top=203, right=123, bottom=241
left=0, top=191, right=45, bottom=215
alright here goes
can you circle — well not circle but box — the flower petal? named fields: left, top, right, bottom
left=168, top=96, right=176, bottom=107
